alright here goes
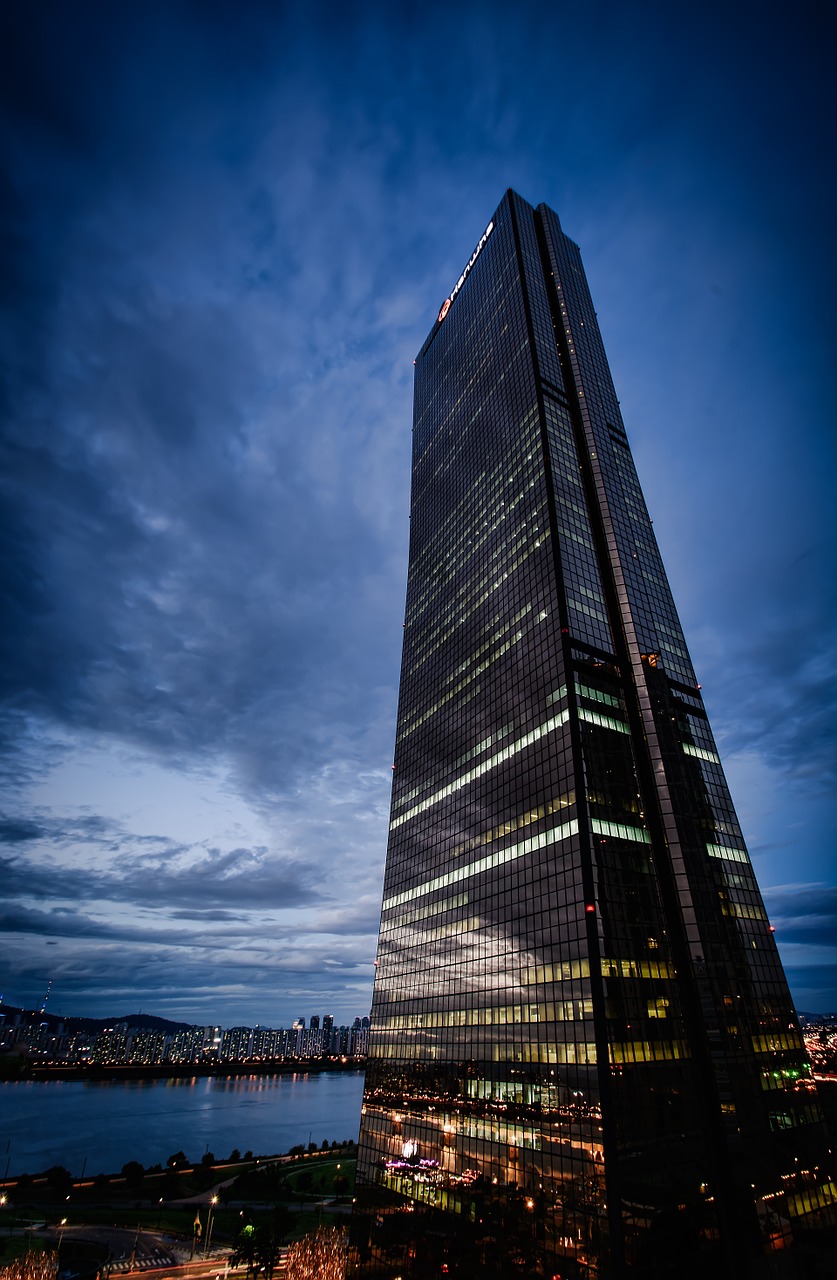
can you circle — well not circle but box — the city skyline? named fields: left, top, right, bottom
left=1, top=1002, right=371, bottom=1068
left=1, top=2, right=835, bottom=1028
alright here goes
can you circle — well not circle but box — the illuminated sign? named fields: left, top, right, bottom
left=437, top=220, right=494, bottom=323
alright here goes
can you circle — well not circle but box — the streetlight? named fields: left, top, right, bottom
left=129, top=1223, right=140, bottom=1272
left=204, top=1195, right=219, bottom=1257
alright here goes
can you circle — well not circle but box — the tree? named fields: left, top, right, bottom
left=159, top=1171, right=180, bottom=1200
left=121, top=1161, right=145, bottom=1191
left=231, top=1224, right=257, bottom=1276
left=200, top=1151, right=215, bottom=1168
left=252, top=1210, right=294, bottom=1280
left=45, top=1166, right=72, bottom=1197
left=228, top=1148, right=241, bottom=1163
left=167, top=1151, right=188, bottom=1169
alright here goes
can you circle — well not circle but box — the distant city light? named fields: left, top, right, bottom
left=286, top=1225, right=347, bottom=1279
left=0, top=1251, right=58, bottom=1280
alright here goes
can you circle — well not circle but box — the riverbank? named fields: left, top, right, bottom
left=1, top=1147, right=357, bottom=1274
left=22, top=1056, right=365, bottom=1083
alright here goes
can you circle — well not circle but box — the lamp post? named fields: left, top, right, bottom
left=204, top=1195, right=219, bottom=1257
left=129, top=1223, right=140, bottom=1272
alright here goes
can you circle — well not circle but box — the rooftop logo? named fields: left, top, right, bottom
left=437, top=220, right=494, bottom=323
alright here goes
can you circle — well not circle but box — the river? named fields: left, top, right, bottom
left=0, top=1070, right=365, bottom=1176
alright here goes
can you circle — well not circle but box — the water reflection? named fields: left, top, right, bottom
left=1, top=1070, right=364, bottom=1174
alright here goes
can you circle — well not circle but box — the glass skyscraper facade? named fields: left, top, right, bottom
left=349, top=191, right=833, bottom=1278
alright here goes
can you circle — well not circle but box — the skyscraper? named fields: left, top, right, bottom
left=350, top=192, right=833, bottom=1278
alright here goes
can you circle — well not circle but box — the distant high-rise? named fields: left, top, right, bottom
left=351, top=192, right=833, bottom=1278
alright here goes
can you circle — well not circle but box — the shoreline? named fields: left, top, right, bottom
left=10, top=1057, right=366, bottom=1083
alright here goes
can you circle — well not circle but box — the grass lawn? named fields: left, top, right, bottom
left=0, top=1237, right=50, bottom=1265
left=278, top=1158, right=355, bottom=1199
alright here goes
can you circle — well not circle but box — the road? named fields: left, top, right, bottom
left=45, top=1223, right=229, bottom=1276
left=118, top=1259, right=286, bottom=1280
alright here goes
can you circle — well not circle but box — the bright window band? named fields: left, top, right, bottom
left=707, top=842, right=749, bottom=864
left=591, top=817, right=650, bottom=843
left=389, top=711, right=571, bottom=830
left=682, top=742, right=721, bottom=764
left=579, top=708, right=630, bottom=734
left=382, top=818, right=579, bottom=910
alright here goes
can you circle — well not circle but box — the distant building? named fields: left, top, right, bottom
left=91, top=1026, right=130, bottom=1065
left=169, top=1026, right=208, bottom=1064
left=0, top=1008, right=369, bottom=1069
left=220, top=1026, right=253, bottom=1061
left=129, top=1028, right=167, bottom=1064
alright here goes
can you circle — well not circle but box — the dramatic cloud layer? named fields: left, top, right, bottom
left=2, top=0, right=834, bottom=1022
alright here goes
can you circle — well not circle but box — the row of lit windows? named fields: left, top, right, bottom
left=752, top=1033, right=804, bottom=1053
left=493, top=1041, right=596, bottom=1065
left=683, top=742, right=721, bottom=764
left=379, top=915, right=483, bottom=945
left=397, top=603, right=537, bottom=746
left=580, top=707, right=630, bottom=735
left=720, top=899, right=766, bottom=923
left=392, top=677, right=634, bottom=838
left=787, top=1180, right=837, bottom=1218
left=449, top=790, right=575, bottom=859
left=407, top=437, right=538, bottom=594
left=367, top=1037, right=598, bottom=1066
left=389, top=710, right=572, bottom=831
left=377, top=999, right=594, bottom=1031
left=409, top=408, right=539, bottom=593
left=382, top=817, right=579, bottom=909
left=380, top=891, right=469, bottom=929
left=406, top=528, right=553, bottom=678
left=706, top=843, right=749, bottom=864
left=609, top=1039, right=688, bottom=1065
left=519, top=956, right=676, bottom=985
left=407, top=521, right=545, bottom=667
left=410, top=509, right=544, bottom=653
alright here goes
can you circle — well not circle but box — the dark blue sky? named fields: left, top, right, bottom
left=2, top=0, right=835, bottom=1025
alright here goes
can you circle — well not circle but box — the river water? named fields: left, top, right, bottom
left=0, top=1071, right=365, bottom=1177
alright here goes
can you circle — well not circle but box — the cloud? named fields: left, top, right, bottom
left=763, top=884, right=837, bottom=951
left=0, top=820, right=321, bottom=912
left=0, top=817, right=43, bottom=843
